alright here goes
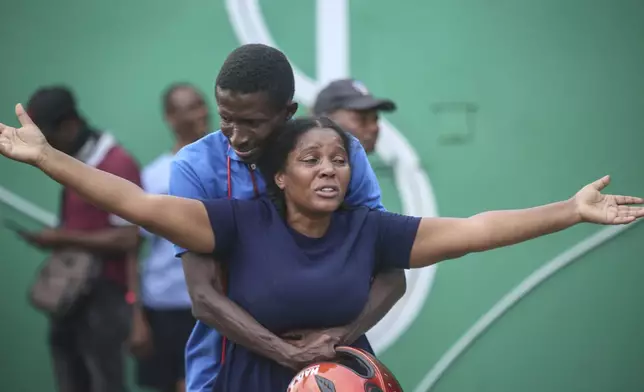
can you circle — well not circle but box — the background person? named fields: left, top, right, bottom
left=133, top=82, right=210, bottom=392
left=18, top=88, right=141, bottom=392
left=312, top=78, right=396, bottom=154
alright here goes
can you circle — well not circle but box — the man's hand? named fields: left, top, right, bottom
left=281, top=328, right=344, bottom=349
left=16, top=226, right=139, bottom=254
left=283, top=333, right=338, bottom=370
left=129, top=307, right=153, bottom=358
left=18, top=228, right=63, bottom=250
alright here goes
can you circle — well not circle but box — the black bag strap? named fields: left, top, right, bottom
left=58, top=188, right=67, bottom=228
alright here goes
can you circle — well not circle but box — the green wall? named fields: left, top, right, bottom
left=1, top=1, right=644, bottom=391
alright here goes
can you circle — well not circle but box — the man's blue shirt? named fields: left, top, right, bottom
left=168, top=130, right=384, bottom=392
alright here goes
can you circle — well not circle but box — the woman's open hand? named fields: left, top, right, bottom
left=0, top=104, right=50, bottom=166
left=574, top=176, right=644, bottom=225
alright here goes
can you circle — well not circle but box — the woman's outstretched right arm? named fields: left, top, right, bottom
left=0, top=104, right=215, bottom=254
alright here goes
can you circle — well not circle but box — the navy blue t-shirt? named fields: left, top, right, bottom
left=202, top=196, right=421, bottom=392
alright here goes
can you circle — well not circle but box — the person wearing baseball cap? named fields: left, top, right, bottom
left=22, top=86, right=142, bottom=392
left=312, top=79, right=397, bottom=153
left=26, top=86, right=83, bottom=152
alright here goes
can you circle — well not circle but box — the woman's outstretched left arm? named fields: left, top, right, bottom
left=0, top=104, right=215, bottom=254
left=408, top=176, right=644, bottom=268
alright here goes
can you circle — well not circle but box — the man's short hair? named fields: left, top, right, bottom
left=215, top=44, right=295, bottom=110
left=26, top=86, right=80, bottom=132
left=162, top=82, right=198, bottom=114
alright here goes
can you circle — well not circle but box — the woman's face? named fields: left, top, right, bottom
left=275, top=127, right=351, bottom=215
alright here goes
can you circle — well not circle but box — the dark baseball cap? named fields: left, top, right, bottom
left=26, top=86, right=79, bottom=132
left=312, top=79, right=397, bottom=115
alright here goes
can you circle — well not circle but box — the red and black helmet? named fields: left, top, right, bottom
left=286, top=346, right=403, bottom=392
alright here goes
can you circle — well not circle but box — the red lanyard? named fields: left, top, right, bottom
left=226, top=155, right=259, bottom=199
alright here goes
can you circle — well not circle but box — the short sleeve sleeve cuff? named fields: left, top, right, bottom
left=375, top=211, right=422, bottom=270
left=201, top=199, right=238, bottom=259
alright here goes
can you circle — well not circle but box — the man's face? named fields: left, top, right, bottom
left=327, top=108, right=380, bottom=153
left=216, top=86, right=297, bottom=162
left=43, top=121, right=79, bottom=155
left=166, top=87, right=210, bottom=141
